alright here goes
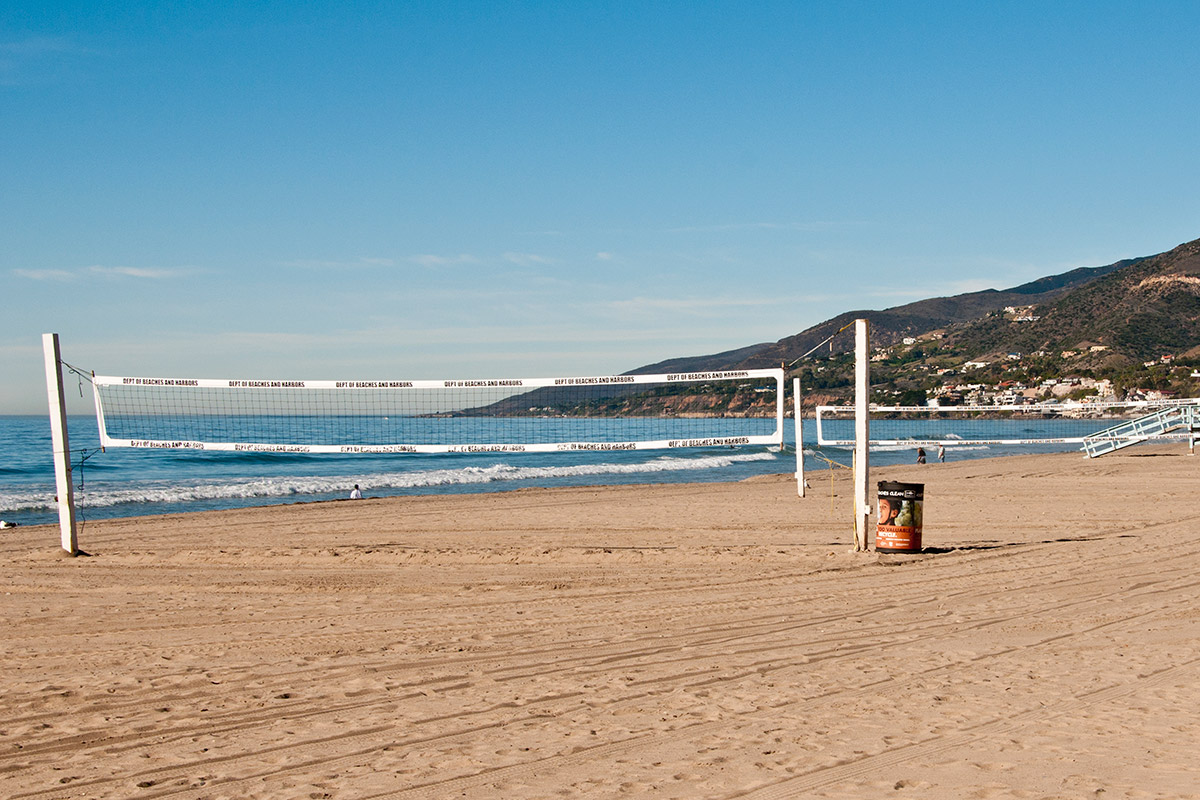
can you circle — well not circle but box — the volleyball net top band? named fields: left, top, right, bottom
left=91, top=368, right=785, bottom=454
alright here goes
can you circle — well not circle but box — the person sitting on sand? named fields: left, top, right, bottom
left=349, top=484, right=362, bottom=500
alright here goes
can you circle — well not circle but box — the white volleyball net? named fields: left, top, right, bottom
left=91, top=369, right=785, bottom=454
left=814, top=399, right=1198, bottom=448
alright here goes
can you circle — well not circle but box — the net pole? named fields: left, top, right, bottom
left=42, top=333, right=79, bottom=555
left=853, top=319, right=870, bottom=552
left=793, top=377, right=805, bottom=497
left=775, top=367, right=786, bottom=451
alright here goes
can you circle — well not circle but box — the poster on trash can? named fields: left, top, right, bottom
left=876, top=481, right=923, bottom=552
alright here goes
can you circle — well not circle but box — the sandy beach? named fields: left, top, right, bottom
left=2, top=446, right=1199, bottom=799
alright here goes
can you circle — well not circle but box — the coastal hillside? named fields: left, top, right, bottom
left=476, top=238, right=1200, bottom=416
left=634, top=249, right=1156, bottom=372
left=943, top=238, right=1200, bottom=363
left=628, top=236, right=1200, bottom=405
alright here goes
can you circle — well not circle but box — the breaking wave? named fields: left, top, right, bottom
left=0, top=451, right=777, bottom=513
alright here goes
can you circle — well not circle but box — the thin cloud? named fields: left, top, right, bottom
left=0, top=37, right=77, bottom=56
left=0, top=36, right=99, bottom=86
left=280, top=257, right=396, bottom=269
left=14, top=265, right=193, bottom=281
left=88, top=266, right=187, bottom=279
left=515, top=229, right=568, bottom=237
left=664, top=221, right=841, bottom=234
left=12, top=268, right=75, bottom=281
left=502, top=252, right=555, bottom=267
left=595, top=252, right=614, bottom=261
left=609, top=295, right=792, bottom=315
left=408, top=254, right=480, bottom=268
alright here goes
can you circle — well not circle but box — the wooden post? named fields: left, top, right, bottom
left=853, top=319, right=870, bottom=551
left=42, top=333, right=78, bottom=555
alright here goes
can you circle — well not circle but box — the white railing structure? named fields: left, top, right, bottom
left=1082, top=402, right=1200, bottom=457
left=91, top=368, right=786, bottom=454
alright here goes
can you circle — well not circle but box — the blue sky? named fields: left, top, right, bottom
left=4, top=1, right=1199, bottom=414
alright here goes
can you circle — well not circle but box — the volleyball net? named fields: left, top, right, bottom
left=90, top=368, right=785, bottom=453
left=814, top=399, right=1199, bottom=448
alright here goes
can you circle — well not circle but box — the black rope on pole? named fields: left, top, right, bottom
left=60, top=359, right=95, bottom=398
left=60, top=360, right=94, bottom=381
left=70, top=447, right=101, bottom=538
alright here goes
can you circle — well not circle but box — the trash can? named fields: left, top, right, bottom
left=876, top=481, right=924, bottom=553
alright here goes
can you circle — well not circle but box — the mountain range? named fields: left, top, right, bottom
left=631, top=236, right=1200, bottom=376
left=477, top=237, right=1200, bottom=416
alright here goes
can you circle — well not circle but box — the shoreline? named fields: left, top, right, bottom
left=6, top=445, right=1184, bottom=551
left=3, top=447, right=1199, bottom=798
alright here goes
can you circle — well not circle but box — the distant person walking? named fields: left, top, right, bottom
left=937, top=445, right=945, bottom=462
left=349, top=484, right=362, bottom=500
left=916, top=447, right=926, bottom=465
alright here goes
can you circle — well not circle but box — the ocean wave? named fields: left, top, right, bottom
left=0, top=451, right=777, bottom=513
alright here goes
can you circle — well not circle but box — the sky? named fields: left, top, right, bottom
left=4, top=1, right=1200, bottom=414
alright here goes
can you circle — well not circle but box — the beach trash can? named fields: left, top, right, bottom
left=876, top=481, right=924, bottom=553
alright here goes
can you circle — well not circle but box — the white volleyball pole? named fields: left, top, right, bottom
left=43, top=333, right=79, bottom=555
left=853, top=319, right=870, bottom=552
left=793, top=377, right=805, bottom=497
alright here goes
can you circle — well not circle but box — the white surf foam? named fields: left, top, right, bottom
left=0, top=451, right=777, bottom=513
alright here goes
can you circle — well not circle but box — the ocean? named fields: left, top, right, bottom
left=0, top=414, right=1100, bottom=527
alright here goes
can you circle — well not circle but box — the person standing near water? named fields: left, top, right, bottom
left=916, top=447, right=926, bottom=464
left=938, top=444, right=945, bottom=462
left=350, top=484, right=362, bottom=500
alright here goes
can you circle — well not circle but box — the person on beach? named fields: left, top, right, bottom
left=916, top=447, right=926, bottom=464
left=937, top=444, right=945, bottom=462
left=350, top=484, right=362, bottom=500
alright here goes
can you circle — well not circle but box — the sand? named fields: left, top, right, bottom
left=2, top=446, right=1199, bottom=799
